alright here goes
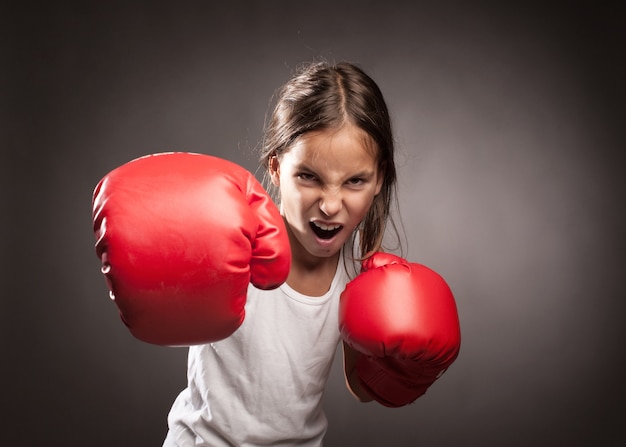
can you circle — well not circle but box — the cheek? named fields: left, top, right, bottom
left=279, top=182, right=309, bottom=214
left=347, top=192, right=377, bottom=222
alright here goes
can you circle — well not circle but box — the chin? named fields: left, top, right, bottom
left=310, top=237, right=347, bottom=258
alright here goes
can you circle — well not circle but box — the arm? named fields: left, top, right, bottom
left=339, top=252, right=461, bottom=407
left=342, top=341, right=373, bottom=402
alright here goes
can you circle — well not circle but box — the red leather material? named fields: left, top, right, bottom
left=339, top=252, right=461, bottom=406
left=92, top=152, right=291, bottom=346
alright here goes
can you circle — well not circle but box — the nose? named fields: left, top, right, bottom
left=319, top=188, right=342, bottom=217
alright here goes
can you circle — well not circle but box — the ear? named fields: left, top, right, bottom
left=374, top=173, right=384, bottom=197
left=269, top=155, right=280, bottom=186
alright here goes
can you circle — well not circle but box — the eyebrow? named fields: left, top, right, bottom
left=348, top=170, right=376, bottom=179
left=296, top=162, right=376, bottom=179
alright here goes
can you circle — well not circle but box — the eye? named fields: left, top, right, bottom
left=297, top=172, right=317, bottom=182
left=346, top=177, right=365, bottom=187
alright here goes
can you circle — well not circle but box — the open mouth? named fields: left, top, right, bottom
left=310, top=221, right=343, bottom=240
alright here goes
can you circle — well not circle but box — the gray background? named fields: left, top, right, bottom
left=3, top=1, right=624, bottom=446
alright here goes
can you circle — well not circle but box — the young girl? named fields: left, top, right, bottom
left=162, top=61, right=401, bottom=446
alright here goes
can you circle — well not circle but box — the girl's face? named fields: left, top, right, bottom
left=270, top=124, right=383, bottom=265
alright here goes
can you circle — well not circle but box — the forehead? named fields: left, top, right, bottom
left=285, top=125, right=379, bottom=169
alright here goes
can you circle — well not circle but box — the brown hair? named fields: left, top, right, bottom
left=260, top=61, right=400, bottom=259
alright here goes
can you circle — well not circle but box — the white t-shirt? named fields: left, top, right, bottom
left=164, top=256, right=354, bottom=447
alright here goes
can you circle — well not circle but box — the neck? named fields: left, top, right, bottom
left=286, top=254, right=340, bottom=297
left=286, top=230, right=341, bottom=297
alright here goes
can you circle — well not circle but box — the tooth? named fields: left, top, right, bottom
left=314, top=222, right=340, bottom=231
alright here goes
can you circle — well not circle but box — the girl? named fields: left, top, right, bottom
left=163, top=61, right=400, bottom=446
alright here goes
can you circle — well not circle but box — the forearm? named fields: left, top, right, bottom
left=338, top=252, right=461, bottom=407
left=342, top=342, right=373, bottom=403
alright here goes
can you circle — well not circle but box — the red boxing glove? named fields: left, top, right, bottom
left=92, top=152, right=291, bottom=346
left=339, top=252, right=461, bottom=407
